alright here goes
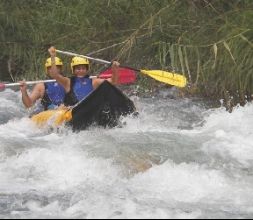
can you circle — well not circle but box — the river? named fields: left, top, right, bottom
left=0, top=87, right=253, bottom=219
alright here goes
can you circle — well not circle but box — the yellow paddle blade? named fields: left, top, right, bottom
left=31, top=109, right=72, bottom=127
left=140, top=70, right=187, bottom=88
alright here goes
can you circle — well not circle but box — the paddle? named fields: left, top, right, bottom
left=0, top=79, right=56, bottom=92
left=0, top=67, right=136, bottom=92
left=99, top=66, right=136, bottom=85
left=56, top=49, right=187, bottom=88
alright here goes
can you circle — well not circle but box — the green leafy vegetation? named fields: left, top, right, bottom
left=1, top=0, right=253, bottom=108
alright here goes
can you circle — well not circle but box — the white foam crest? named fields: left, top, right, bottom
left=181, top=103, right=253, bottom=168
left=117, top=110, right=186, bottom=134
left=129, top=161, right=229, bottom=202
left=63, top=197, right=202, bottom=219
left=200, top=103, right=253, bottom=133
left=11, top=158, right=252, bottom=219
left=128, top=160, right=253, bottom=211
left=1, top=89, right=253, bottom=218
left=0, top=89, right=26, bottom=123
left=0, top=117, right=41, bottom=139
left=10, top=194, right=201, bottom=219
left=0, top=138, right=121, bottom=193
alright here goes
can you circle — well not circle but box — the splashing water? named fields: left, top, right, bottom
left=0, top=88, right=253, bottom=218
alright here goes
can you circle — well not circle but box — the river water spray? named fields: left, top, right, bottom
left=0, top=88, right=253, bottom=218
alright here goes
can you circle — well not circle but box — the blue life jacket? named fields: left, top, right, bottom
left=41, top=82, right=65, bottom=110
left=64, top=76, right=94, bottom=106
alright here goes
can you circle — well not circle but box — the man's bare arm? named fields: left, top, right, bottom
left=20, top=82, right=44, bottom=108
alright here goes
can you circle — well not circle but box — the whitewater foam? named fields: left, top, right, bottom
left=1, top=90, right=253, bottom=218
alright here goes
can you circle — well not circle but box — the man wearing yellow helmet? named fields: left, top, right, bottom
left=48, top=46, right=120, bottom=106
left=19, top=57, right=66, bottom=111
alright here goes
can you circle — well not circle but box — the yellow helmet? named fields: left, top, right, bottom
left=45, top=57, right=63, bottom=68
left=71, top=56, right=90, bottom=73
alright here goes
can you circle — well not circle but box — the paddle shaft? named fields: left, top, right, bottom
left=0, top=76, right=102, bottom=91
left=3, top=80, right=56, bottom=88
left=56, top=50, right=140, bottom=71
left=56, top=49, right=187, bottom=88
left=56, top=50, right=112, bottom=65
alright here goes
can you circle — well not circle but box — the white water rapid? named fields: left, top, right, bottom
left=0, top=88, right=253, bottom=219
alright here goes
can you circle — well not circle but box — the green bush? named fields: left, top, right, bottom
left=1, top=0, right=253, bottom=107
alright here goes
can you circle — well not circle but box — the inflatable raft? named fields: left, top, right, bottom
left=31, top=81, right=137, bottom=131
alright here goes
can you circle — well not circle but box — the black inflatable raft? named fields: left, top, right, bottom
left=68, top=81, right=137, bottom=131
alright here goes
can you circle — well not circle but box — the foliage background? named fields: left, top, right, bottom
left=1, top=0, right=253, bottom=106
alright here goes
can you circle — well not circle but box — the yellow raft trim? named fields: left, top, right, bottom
left=31, top=109, right=72, bottom=127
